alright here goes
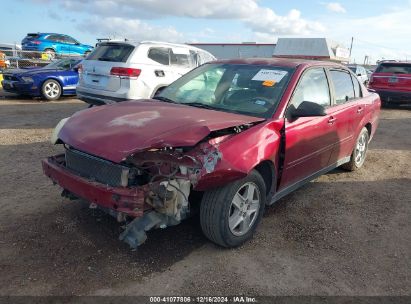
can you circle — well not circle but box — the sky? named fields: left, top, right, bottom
left=3, top=0, right=411, bottom=64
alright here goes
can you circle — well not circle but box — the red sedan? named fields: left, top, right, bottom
left=42, top=58, right=381, bottom=248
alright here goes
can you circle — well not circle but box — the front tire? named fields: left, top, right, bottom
left=42, top=79, right=62, bottom=101
left=342, top=127, right=369, bottom=171
left=200, top=170, right=266, bottom=248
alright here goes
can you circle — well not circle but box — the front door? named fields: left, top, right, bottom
left=279, top=68, right=337, bottom=190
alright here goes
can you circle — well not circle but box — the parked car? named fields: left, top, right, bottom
left=366, top=68, right=374, bottom=79
left=348, top=65, right=369, bottom=85
left=368, top=61, right=411, bottom=106
left=43, top=58, right=381, bottom=248
left=21, top=33, right=93, bottom=58
left=1, top=58, right=81, bottom=100
left=76, top=41, right=216, bottom=106
left=0, top=43, right=23, bottom=68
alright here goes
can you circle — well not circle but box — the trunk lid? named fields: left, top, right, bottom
left=59, top=100, right=264, bottom=163
left=80, top=42, right=135, bottom=92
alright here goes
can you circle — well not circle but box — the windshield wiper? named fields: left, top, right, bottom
left=182, top=102, right=217, bottom=110
left=153, top=96, right=176, bottom=103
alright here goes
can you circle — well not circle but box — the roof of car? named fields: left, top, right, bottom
left=97, top=40, right=214, bottom=54
left=378, top=61, right=411, bottom=65
left=101, top=40, right=200, bottom=49
left=210, top=57, right=347, bottom=69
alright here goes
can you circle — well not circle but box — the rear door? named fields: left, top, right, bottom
left=370, top=63, right=411, bottom=91
left=280, top=68, right=336, bottom=190
left=326, top=68, right=365, bottom=164
left=169, top=47, right=195, bottom=78
left=146, top=46, right=176, bottom=87
left=61, top=35, right=82, bottom=55
left=80, top=43, right=135, bottom=92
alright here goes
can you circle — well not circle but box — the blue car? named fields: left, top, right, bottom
left=22, top=33, right=93, bottom=58
left=1, top=58, right=81, bottom=100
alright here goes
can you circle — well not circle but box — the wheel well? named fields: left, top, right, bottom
left=365, top=123, right=372, bottom=136
left=153, top=86, right=166, bottom=97
left=44, top=48, right=55, bottom=52
left=254, top=160, right=276, bottom=197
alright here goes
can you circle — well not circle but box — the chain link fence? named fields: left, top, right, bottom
left=0, top=48, right=87, bottom=71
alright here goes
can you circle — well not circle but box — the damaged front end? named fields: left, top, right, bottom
left=42, top=123, right=257, bottom=248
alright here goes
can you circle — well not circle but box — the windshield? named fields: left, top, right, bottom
left=157, top=63, right=294, bottom=118
left=45, top=58, right=81, bottom=70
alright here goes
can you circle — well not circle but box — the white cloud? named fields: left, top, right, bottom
left=49, top=0, right=324, bottom=37
left=322, top=5, right=411, bottom=63
left=325, top=2, right=346, bottom=13
left=78, top=17, right=184, bottom=42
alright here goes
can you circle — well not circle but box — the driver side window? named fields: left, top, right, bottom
left=290, top=68, right=331, bottom=109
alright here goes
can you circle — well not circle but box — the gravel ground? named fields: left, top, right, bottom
left=0, top=92, right=410, bottom=296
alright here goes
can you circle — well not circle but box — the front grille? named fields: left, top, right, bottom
left=3, top=75, right=18, bottom=81
left=65, top=149, right=129, bottom=187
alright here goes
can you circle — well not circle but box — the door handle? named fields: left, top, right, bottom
left=328, top=116, right=337, bottom=124
left=155, top=70, right=165, bottom=77
left=357, top=107, right=364, bottom=114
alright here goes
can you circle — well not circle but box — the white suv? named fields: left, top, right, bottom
left=76, top=41, right=216, bottom=105
left=347, top=65, right=369, bottom=85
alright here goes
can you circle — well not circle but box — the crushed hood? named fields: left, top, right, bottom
left=59, top=100, right=264, bottom=163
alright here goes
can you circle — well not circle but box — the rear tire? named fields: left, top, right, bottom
left=42, top=79, right=62, bottom=101
left=200, top=170, right=266, bottom=248
left=341, top=127, right=369, bottom=171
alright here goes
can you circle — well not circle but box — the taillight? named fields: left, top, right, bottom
left=110, top=67, right=141, bottom=77
left=32, top=40, right=41, bottom=45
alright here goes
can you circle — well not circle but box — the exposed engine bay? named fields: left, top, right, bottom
left=51, top=122, right=259, bottom=248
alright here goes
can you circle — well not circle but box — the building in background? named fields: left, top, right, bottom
left=188, top=42, right=276, bottom=59
left=273, top=38, right=350, bottom=63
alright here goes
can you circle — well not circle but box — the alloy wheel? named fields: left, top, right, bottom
left=44, top=82, right=60, bottom=98
left=228, top=182, right=261, bottom=236
left=355, top=132, right=367, bottom=166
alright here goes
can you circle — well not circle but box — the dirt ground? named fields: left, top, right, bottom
left=0, top=92, right=410, bottom=296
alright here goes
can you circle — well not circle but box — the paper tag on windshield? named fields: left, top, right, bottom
left=252, top=69, right=288, bottom=82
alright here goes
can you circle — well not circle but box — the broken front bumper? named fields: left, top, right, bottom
left=42, top=154, right=147, bottom=218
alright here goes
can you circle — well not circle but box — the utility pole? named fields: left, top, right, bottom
left=349, top=37, right=354, bottom=60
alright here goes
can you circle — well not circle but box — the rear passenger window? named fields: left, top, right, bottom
left=170, top=48, right=191, bottom=67
left=290, top=68, right=331, bottom=109
left=351, top=74, right=362, bottom=98
left=87, top=43, right=134, bottom=62
left=148, top=48, right=170, bottom=65
left=329, top=70, right=355, bottom=104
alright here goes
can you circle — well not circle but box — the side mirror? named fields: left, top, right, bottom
left=291, top=101, right=327, bottom=118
